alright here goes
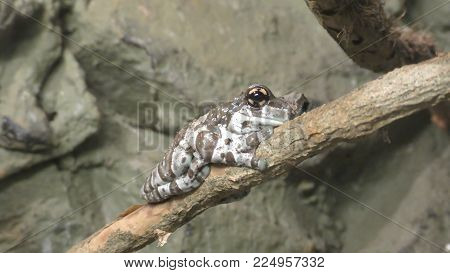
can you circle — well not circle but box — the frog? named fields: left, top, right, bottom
left=141, top=84, right=309, bottom=203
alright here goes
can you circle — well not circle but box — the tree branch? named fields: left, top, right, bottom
left=305, top=0, right=449, bottom=131
left=68, top=53, right=450, bottom=253
left=304, top=0, right=437, bottom=73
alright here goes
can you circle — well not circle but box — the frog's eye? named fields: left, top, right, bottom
left=245, top=85, right=271, bottom=108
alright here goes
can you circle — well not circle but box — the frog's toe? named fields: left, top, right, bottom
left=250, top=157, right=268, bottom=171
left=198, top=165, right=211, bottom=180
left=256, top=158, right=268, bottom=171
left=143, top=189, right=165, bottom=204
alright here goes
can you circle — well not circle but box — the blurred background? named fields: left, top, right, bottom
left=0, top=0, right=448, bottom=252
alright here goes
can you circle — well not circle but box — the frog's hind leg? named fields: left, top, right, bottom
left=146, top=164, right=211, bottom=203
left=171, top=164, right=211, bottom=196
left=141, top=146, right=192, bottom=203
left=166, top=157, right=209, bottom=197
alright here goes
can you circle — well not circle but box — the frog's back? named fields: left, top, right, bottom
left=170, top=100, right=235, bottom=149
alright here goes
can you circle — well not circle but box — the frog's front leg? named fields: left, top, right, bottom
left=234, top=128, right=273, bottom=153
left=195, top=128, right=268, bottom=171
left=212, top=149, right=268, bottom=171
left=211, top=127, right=270, bottom=170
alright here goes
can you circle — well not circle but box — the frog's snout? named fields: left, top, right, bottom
left=299, top=95, right=310, bottom=114
left=282, top=92, right=309, bottom=118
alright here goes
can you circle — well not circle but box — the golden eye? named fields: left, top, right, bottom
left=245, top=84, right=271, bottom=108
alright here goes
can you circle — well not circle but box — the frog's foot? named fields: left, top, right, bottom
left=255, top=158, right=268, bottom=171
left=143, top=165, right=211, bottom=204
left=211, top=150, right=268, bottom=171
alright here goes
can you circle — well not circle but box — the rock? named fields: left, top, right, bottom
left=61, top=0, right=370, bottom=252
left=330, top=114, right=449, bottom=252
left=0, top=0, right=44, bottom=31
left=40, top=51, right=100, bottom=153
left=383, top=0, right=406, bottom=17
left=68, top=0, right=376, bottom=135
left=174, top=178, right=331, bottom=252
left=359, top=147, right=450, bottom=252
left=407, top=0, right=450, bottom=51
left=0, top=163, right=104, bottom=253
left=0, top=50, right=100, bottom=179
left=0, top=111, right=169, bottom=252
left=0, top=0, right=60, bottom=152
left=0, top=0, right=449, bottom=253
left=297, top=180, right=316, bottom=196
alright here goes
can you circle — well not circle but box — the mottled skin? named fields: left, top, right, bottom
left=141, top=84, right=309, bottom=203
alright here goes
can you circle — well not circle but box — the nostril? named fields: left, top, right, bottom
left=301, top=100, right=310, bottom=113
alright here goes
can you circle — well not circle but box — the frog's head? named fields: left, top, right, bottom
left=231, top=84, right=309, bottom=128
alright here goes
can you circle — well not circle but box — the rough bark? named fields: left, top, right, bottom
left=68, top=53, right=450, bottom=253
left=305, top=0, right=449, bottom=131
left=304, top=0, right=437, bottom=73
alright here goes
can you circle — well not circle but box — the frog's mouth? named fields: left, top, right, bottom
left=245, top=115, right=285, bottom=126
left=238, top=111, right=289, bottom=127
left=244, top=105, right=291, bottom=126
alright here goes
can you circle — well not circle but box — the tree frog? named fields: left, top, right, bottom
left=141, top=84, right=309, bottom=203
